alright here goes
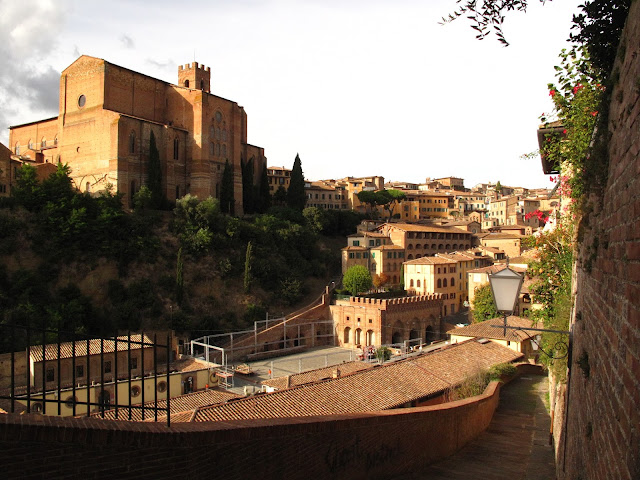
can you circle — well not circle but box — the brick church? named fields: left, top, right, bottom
left=9, top=55, right=266, bottom=211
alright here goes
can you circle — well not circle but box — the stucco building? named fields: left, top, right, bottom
left=9, top=56, right=266, bottom=211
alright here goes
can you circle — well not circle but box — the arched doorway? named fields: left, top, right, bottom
left=409, top=329, right=419, bottom=340
left=355, top=328, right=362, bottom=346
left=366, top=330, right=374, bottom=346
left=425, top=325, right=436, bottom=343
left=343, top=326, right=351, bottom=345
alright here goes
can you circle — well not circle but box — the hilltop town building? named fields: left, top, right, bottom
left=9, top=56, right=266, bottom=211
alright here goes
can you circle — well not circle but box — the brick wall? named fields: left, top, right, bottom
left=557, top=4, right=640, bottom=479
left=0, top=380, right=502, bottom=480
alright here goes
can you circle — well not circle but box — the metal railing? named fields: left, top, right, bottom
left=0, top=320, right=172, bottom=426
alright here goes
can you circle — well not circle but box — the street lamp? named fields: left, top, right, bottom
left=488, top=263, right=524, bottom=336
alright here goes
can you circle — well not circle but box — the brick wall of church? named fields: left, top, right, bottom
left=557, top=4, right=640, bottom=479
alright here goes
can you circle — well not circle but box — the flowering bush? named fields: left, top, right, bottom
left=540, top=46, right=604, bottom=210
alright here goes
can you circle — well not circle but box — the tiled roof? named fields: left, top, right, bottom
left=191, top=340, right=522, bottom=422
left=384, top=223, right=470, bottom=234
left=450, top=317, right=536, bottom=343
left=467, top=265, right=527, bottom=274
left=483, top=233, right=523, bottom=239
left=481, top=246, right=504, bottom=253
left=373, top=245, right=405, bottom=250
left=342, top=246, right=368, bottom=251
left=29, top=334, right=155, bottom=363
left=262, top=361, right=374, bottom=390
left=92, top=388, right=240, bottom=422
left=404, top=256, right=456, bottom=265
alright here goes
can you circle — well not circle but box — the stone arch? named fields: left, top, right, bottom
left=343, top=326, right=351, bottom=345
left=443, top=278, right=448, bottom=287
left=355, top=328, right=362, bottom=346
left=407, top=254, right=414, bottom=260
left=437, top=278, right=442, bottom=288
left=425, top=325, right=436, bottom=342
left=431, top=243, right=436, bottom=249
left=452, top=243, right=458, bottom=250
left=391, top=320, right=404, bottom=345
left=366, top=330, right=374, bottom=346
left=451, top=277, right=455, bottom=286
left=445, top=244, right=451, bottom=250
left=438, top=244, right=444, bottom=249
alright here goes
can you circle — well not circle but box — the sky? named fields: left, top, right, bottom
left=0, top=0, right=584, bottom=189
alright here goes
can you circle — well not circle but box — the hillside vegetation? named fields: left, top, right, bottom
left=0, top=164, right=361, bottom=351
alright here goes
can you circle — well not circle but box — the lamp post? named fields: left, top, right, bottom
left=488, top=261, right=571, bottom=360
left=488, top=262, right=524, bottom=336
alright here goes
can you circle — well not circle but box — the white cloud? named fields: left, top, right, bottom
left=0, top=0, right=71, bottom=142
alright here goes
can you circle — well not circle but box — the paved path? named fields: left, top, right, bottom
left=402, top=374, right=557, bottom=480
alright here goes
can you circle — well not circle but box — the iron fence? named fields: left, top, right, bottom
left=0, top=320, right=172, bottom=426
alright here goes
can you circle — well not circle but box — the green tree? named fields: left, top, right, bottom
left=12, top=163, right=41, bottom=210
left=286, top=153, right=306, bottom=211
left=273, top=186, right=287, bottom=206
left=471, top=283, right=498, bottom=322
left=257, top=163, right=271, bottom=213
left=377, top=189, right=406, bottom=222
left=148, top=131, right=163, bottom=208
left=495, top=181, right=502, bottom=195
left=133, top=185, right=153, bottom=212
left=241, top=156, right=254, bottom=215
left=176, top=247, right=184, bottom=305
left=220, top=159, right=235, bottom=214
left=356, top=190, right=379, bottom=217
left=303, top=206, right=328, bottom=234
left=343, top=265, right=373, bottom=297
left=244, top=241, right=253, bottom=293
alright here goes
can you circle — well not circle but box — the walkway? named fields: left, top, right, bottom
left=401, top=374, right=557, bottom=480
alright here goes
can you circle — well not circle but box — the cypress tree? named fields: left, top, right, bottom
left=257, top=163, right=271, bottom=213
left=148, top=131, right=163, bottom=208
left=241, top=156, right=254, bottom=214
left=220, top=159, right=235, bottom=214
left=287, top=153, right=306, bottom=211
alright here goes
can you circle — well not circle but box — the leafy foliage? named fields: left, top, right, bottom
left=440, top=0, right=535, bottom=46
left=241, top=156, right=255, bottom=214
left=343, top=265, right=373, bottom=296
left=220, top=159, right=234, bottom=214
left=542, top=46, right=604, bottom=203
left=286, top=153, right=306, bottom=211
left=527, top=223, right=573, bottom=380
left=471, top=283, right=498, bottom=322
left=569, top=0, right=631, bottom=78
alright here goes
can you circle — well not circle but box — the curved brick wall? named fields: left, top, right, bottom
left=0, top=381, right=501, bottom=479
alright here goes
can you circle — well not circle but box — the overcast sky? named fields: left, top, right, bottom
left=0, top=0, right=583, bottom=189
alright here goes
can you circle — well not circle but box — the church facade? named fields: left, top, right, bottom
left=9, top=56, right=266, bottom=211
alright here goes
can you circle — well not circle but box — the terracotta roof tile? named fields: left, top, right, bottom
left=191, top=340, right=522, bottom=422
left=383, top=223, right=470, bottom=234
left=404, top=257, right=456, bottom=265
left=262, top=361, right=374, bottom=390
left=29, top=334, right=156, bottom=363
left=92, top=388, right=240, bottom=422
left=450, top=316, right=536, bottom=342
left=467, top=265, right=527, bottom=274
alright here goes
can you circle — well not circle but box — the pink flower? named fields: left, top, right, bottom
left=591, top=111, right=598, bottom=116
left=549, top=90, right=556, bottom=97
left=563, top=129, right=567, bottom=135
left=572, top=84, right=583, bottom=94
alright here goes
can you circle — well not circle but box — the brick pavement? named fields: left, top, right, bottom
left=397, top=374, right=556, bottom=480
